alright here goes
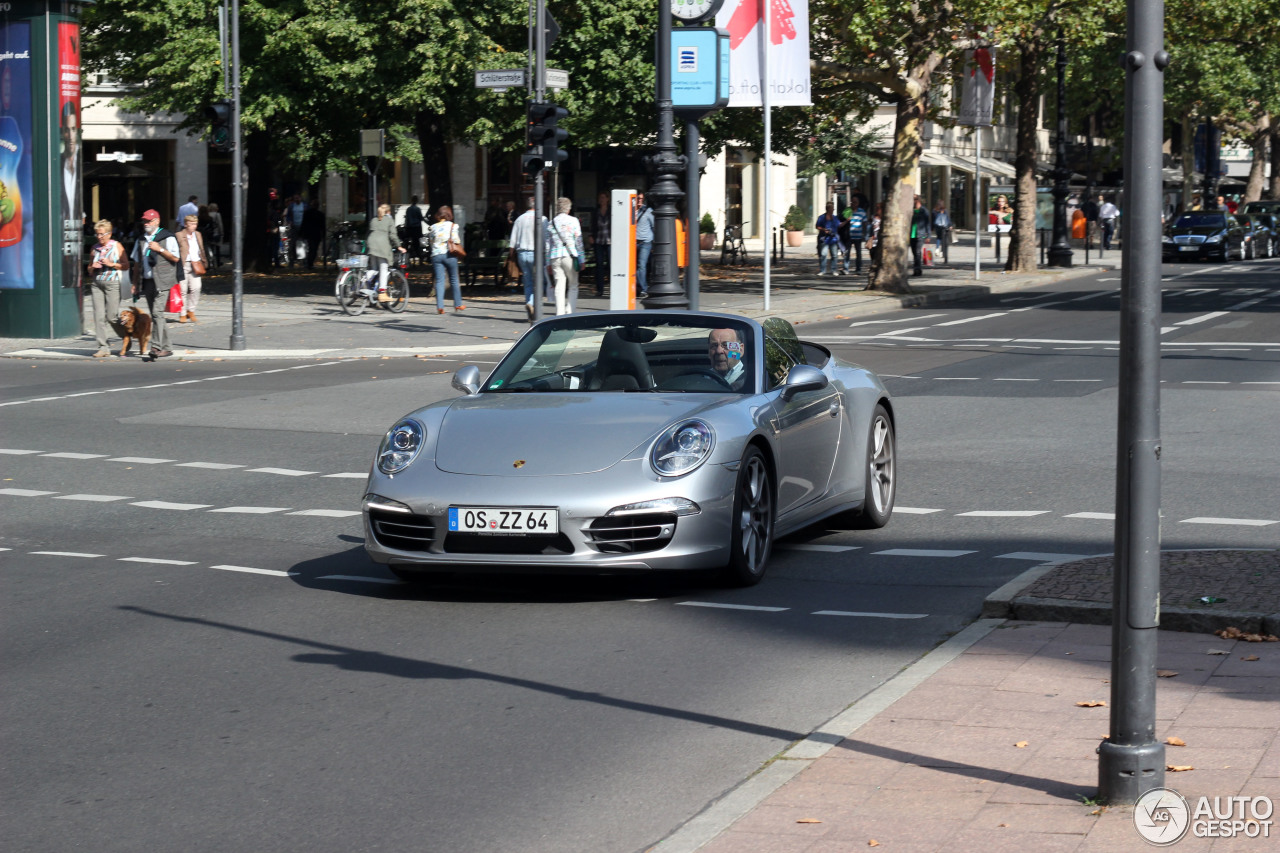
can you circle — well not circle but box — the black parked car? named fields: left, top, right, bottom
left=1242, top=200, right=1280, bottom=217
left=1240, top=212, right=1277, bottom=259
left=1162, top=212, right=1245, bottom=262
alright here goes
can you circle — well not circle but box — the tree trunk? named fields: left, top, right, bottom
left=415, top=110, right=453, bottom=214
left=1182, top=113, right=1196, bottom=210
left=1243, top=114, right=1271, bottom=202
left=243, top=129, right=273, bottom=274
left=1006, top=42, right=1042, bottom=272
left=870, top=93, right=925, bottom=294
left=1270, top=121, right=1280, bottom=200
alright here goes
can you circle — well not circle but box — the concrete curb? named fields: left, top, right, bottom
left=649, top=618, right=1005, bottom=853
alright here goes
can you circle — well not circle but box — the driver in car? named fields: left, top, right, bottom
left=708, top=328, right=747, bottom=390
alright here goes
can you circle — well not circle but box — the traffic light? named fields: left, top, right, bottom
left=526, top=102, right=569, bottom=173
left=204, top=100, right=233, bottom=153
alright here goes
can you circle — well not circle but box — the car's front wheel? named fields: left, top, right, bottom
left=722, top=446, right=774, bottom=587
left=852, top=404, right=896, bottom=529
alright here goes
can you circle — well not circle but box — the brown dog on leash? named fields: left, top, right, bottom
left=116, top=307, right=153, bottom=358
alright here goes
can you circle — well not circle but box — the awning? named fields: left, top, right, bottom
left=920, top=151, right=1017, bottom=179
left=1162, top=167, right=1203, bottom=185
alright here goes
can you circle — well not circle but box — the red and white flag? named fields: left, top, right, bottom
left=958, top=47, right=996, bottom=127
left=716, top=0, right=812, bottom=107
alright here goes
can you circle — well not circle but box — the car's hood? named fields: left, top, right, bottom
left=1168, top=225, right=1225, bottom=237
left=434, top=393, right=719, bottom=475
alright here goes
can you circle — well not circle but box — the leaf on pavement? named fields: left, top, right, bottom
left=1167, top=764, right=1194, bottom=772
left=796, top=818, right=822, bottom=824
left=1015, top=741, right=1029, bottom=748
left=868, top=841, right=880, bottom=847
left=1207, top=649, right=1230, bottom=655
left=1216, top=627, right=1280, bottom=642
left=1157, top=670, right=1179, bottom=678
left=1242, top=654, right=1261, bottom=661
left=1076, top=700, right=1107, bottom=707
left=1166, top=736, right=1186, bottom=747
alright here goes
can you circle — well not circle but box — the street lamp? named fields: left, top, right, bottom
left=1046, top=34, right=1073, bottom=268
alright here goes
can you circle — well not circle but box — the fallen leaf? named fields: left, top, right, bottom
left=998, top=822, right=1009, bottom=827
left=1166, top=736, right=1186, bottom=747
left=1090, top=806, right=1110, bottom=816
left=1242, top=655, right=1260, bottom=661
left=1157, top=670, right=1179, bottom=678
left=1015, top=741, right=1029, bottom=748
left=1167, top=764, right=1194, bottom=772
left=1215, top=627, right=1280, bottom=643
left=796, top=818, right=822, bottom=824
left=835, top=315, right=848, bottom=320
left=1207, top=649, right=1230, bottom=655
left=868, top=842, right=880, bottom=848
left=1076, top=700, right=1107, bottom=707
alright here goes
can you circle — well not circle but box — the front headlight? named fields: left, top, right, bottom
left=650, top=420, right=715, bottom=477
left=1162, top=235, right=1174, bottom=244
left=377, top=419, right=425, bottom=475
left=1206, top=232, right=1223, bottom=244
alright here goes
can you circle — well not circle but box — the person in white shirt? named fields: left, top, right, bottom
left=428, top=205, right=466, bottom=314
left=547, top=197, right=585, bottom=314
left=507, top=197, right=549, bottom=323
left=176, top=214, right=207, bottom=323
left=1098, top=195, right=1120, bottom=251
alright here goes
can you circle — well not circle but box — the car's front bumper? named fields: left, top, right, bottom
left=362, top=461, right=739, bottom=572
left=1163, top=241, right=1225, bottom=261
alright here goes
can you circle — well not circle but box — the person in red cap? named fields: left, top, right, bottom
left=128, top=209, right=178, bottom=358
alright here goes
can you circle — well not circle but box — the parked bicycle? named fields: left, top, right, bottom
left=720, top=222, right=749, bottom=265
left=324, top=222, right=362, bottom=268
left=334, top=253, right=410, bottom=315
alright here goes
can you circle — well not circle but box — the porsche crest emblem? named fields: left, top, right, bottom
left=513, top=460, right=526, bottom=468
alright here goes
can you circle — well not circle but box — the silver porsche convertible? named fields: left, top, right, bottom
left=362, top=311, right=896, bottom=586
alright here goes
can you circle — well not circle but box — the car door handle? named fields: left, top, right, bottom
left=828, top=402, right=840, bottom=417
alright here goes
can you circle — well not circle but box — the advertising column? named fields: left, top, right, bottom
left=0, top=17, right=33, bottom=292
left=59, top=18, right=81, bottom=295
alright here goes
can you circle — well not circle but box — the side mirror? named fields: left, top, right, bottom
left=780, top=363, right=828, bottom=401
left=451, top=365, right=481, bottom=395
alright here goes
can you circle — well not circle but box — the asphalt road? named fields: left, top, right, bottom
left=3, top=259, right=1278, bottom=852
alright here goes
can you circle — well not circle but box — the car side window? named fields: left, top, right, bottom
left=761, top=317, right=806, bottom=390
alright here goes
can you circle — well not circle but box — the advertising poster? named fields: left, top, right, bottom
left=59, top=20, right=82, bottom=289
left=958, top=48, right=996, bottom=127
left=714, top=0, right=811, bottom=107
left=0, top=21, right=33, bottom=290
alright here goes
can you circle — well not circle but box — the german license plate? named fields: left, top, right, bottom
left=1179, top=245, right=1198, bottom=251
left=448, top=506, right=559, bottom=534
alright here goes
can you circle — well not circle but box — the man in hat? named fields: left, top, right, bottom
left=129, top=209, right=178, bottom=358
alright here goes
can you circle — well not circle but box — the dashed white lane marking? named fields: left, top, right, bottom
left=118, top=557, right=198, bottom=565
left=208, top=506, right=291, bottom=514
left=31, top=551, right=102, bottom=558
left=812, top=610, right=928, bottom=619
left=41, top=452, right=107, bottom=460
left=778, top=544, right=862, bottom=553
left=849, top=314, right=944, bottom=327
left=53, top=494, right=133, bottom=502
left=108, top=456, right=175, bottom=464
left=176, top=462, right=246, bottom=470
left=0, top=449, right=42, bottom=455
left=129, top=500, right=215, bottom=511
left=287, top=509, right=361, bottom=518
left=1180, top=517, right=1278, bottom=527
left=1065, top=512, right=1116, bottom=520
left=996, top=552, right=1091, bottom=563
left=246, top=467, right=318, bottom=477
left=894, top=507, right=945, bottom=514
left=678, top=601, right=789, bottom=612
left=934, top=312, right=1009, bottom=327
left=957, top=511, right=1050, bottom=517
left=323, top=473, right=368, bottom=479
left=873, top=549, right=978, bottom=558
left=0, top=488, right=57, bottom=496
left=210, top=564, right=295, bottom=577
left=5, top=450, right=368, bottom=479
left=317, top=575, right=400, bottom=585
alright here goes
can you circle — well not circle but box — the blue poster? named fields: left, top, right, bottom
left=0, top=21, right=34, bottom=290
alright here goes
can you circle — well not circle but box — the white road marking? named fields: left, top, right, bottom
left=1064, top=512, right=1115, bottom=520
left=957, top=511, right=1050, bottom=517
left=1182, top=381, right=1230, bottom=385
left=678, top=601, right=789, bottom=612
left=995, top=552, right=1090, bottom=563
left=1243, top=381, right=1280, bottom=386
left=1175, top=311, right=1229, bottom=326
left=245, top=467, right=318, bottom=477
left=993, top=378, right=1040, bottom=382
left=812, top=610, right=928, bottom=619
left=322, top=473, right=368, bottom=479
left=31, top=551, right=102, bottom=558
left=872, top=549, right=977, bottom=558
left=778, top=544, right=861, bottom=553
left=130, top=500, right=214, bottom=511
left=1180, top=517, right=1277, bottom=527
left=108, top=456, right=175, bottom=464
left=1053, top=379, right=1104, bottom=383
left=893, top=507, right=945, bottom=514
left=934, top=312, right=1009, bottom=327
left=876, top=327, right=931, bottom=337
left=287, top=509, right=361, bottom=518
left=210, top=564, right=295, bottom=577
left=848, top=314, right=944, bottom=327
left=118, top=557, right=198, bottom=565
left=0, top=488, right=57, bottom=496
left=208, top=506, right=291, bottom=514
left=53, top=494, right=133, bottom=502
left=0, top=449, right=42, bottom=455
left=316, top=575, right=400, bottom=585
left=176, top=462, right=246, bottom=470
left=934, top=377, right=979, bottom=381
left=41, top=452, right=107, bottom=460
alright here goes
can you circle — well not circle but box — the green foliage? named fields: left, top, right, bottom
left=699, top=212, right=716, bottom=234
left=795, top=121, right=885, bottom=179
left=782, top=205, right=807, bottom=231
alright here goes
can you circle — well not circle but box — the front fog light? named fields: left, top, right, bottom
left=608, top=498, right=701, bottom=517
left=377, top=419, right=425, bottom=475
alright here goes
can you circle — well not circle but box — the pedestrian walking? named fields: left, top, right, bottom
left=815, top=202, right=841, bottom=276
left=205, top=203, right=224, bottom=267
left=86, top=219, right=127, bottom=357
left=910, top=196, right=931, bottom=276
left=428, top=205, right=466, bottom=314
left=508, top=197, right=548, bottom=323
left=548, top=197, right=584, bottom=315
left=634, top=193, right=654, bottom=298
left=403, top=196, right=425, bottom=262
left=842, top=200, right=869, bottom=274
left=176, top=195, right=198, bottom=230
left=1099, top=195, right=1120, bottom=251
left=176, top=213, right=208, bottom=323
left=591, top=192, right=610, bottom=297
left=129, top=208, right=177, bottom=358
left=932, top=200, right=953, bottom=264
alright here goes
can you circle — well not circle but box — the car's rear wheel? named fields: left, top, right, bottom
left=722, top=446, right=774, bottom=587
left=851, top=404, right=896, bottom=529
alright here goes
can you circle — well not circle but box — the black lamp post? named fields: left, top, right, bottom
left=644, top=5, right=688, bottom=308
left=1046, top=34, right=1074, bottom=268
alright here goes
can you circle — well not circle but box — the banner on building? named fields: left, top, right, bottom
left=714, top=0, right=811, bottom=107
left=958, top=47, right=995, bottom=127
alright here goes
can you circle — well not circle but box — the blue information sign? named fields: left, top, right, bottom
left=670, top=27, right=729, bottom=116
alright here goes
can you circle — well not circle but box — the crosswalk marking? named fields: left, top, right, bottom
left=129, top=500, right=214, bottom=511
left=208, top=506, right=291, bottom=514
left=0, top=488, right=57, bottom=497
left=678, top=601, right=789, bottom=612
left=957, top=510, right=1050, bottom=517
left=41, top=452, right=107, bottom=460
left=52, top=494, right=132, bottom=502
left=1180, top=517, right=1277, bottom=527
left=245, top=467, right=318, bottom=477
left=778, top=544, right=861, bottom=553
left=31, top=551, right=102, bottom=558
left=176, top=462, right=246, bottom=469
left=872, top=549, right=977, bottom=558
left=107, top=457, right=175, bottom=465
left=995, top=552, right=1092, bottom=563
left=118, top=557, right=199, bottom=565
left=287, top=509, right=361, bottom=518
left=210, top=564, right=294, bottom=577
left=1064, top=512, right=1115, bottom=520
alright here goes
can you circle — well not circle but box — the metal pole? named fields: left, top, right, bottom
left=533, top=0, right=547, bottom=322
left=1098, top=0, right=1166, bottom=805
left=685, top=119, right=700, bottom=311
left=974, top=131, right=982, bottom=280
left=228, top=0, right=245, bottom=350
left=761, top=0, right=771, bottom=311
left=1047, top=35, right=1073, bottom=267
left=645, top=8, right=688, bottom=308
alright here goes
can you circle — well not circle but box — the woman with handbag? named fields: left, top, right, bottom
left=548, top=197, right=584, bottom=315
left=176, top=213, right=208, bottom=323
left=428, top=205, right=466, bottom=314
left=86, top=219, right=128, bottom=357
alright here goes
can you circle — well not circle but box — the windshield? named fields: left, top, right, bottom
left=1171, top=213, right=1227, bottom=229
left=484, top=316, right=756, bottom=394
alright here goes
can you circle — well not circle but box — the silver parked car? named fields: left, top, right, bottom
left=363, top=311, right=896, bottom=587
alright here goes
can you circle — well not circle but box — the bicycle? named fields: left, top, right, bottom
left=334, top=253, right=410, bottom=315
left=720, top=222, right=750, bottom=265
